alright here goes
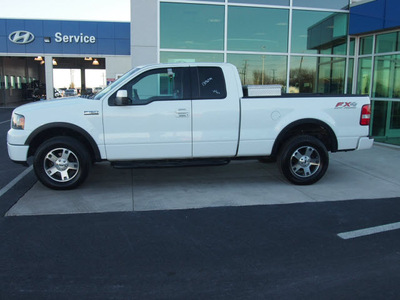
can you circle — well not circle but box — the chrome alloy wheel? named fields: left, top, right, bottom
left=43, top=147, right=80, bottom=183
left=290, top=146, right=321, bottom=178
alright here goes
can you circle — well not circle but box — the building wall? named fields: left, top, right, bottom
left=0, top=18, right=131, bottom=105
left=154, top=0, right=351, bottom=94
left=131, top=0, right=158, bottom=67
left=350, top=0, right=400, bottom=35
left=349, top=0, right=400, bottom=145
left=106, top=56, right=132, bottom=80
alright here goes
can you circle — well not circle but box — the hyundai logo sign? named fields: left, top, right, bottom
left=9, top=30, right=35, bottom=44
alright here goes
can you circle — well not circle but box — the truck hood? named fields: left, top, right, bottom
left=13, top=97, right=97, bottom=114
left=13, top=97, right=102, bottom=132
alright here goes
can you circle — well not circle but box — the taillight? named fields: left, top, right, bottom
left=360, top=104, right=371, bottom=126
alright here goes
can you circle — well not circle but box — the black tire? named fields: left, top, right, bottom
left=278, top=135, right=329, bottom=185
left=33, top=137, right=91, bottom=190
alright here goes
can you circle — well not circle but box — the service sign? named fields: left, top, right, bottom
left=0, top=18, right=130, bottom=55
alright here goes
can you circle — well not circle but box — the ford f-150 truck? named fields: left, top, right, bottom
left=7, top=63, right=373, bottom=189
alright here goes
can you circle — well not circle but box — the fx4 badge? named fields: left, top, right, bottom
left=335, top=102, right=357, bottom=109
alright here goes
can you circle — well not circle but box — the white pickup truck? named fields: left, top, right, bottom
left=8, top=63, right=373, bottom=189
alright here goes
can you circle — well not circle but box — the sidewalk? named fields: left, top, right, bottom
left=6, top=143, right=400, bottom=217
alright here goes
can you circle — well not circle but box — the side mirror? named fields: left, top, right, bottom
left=115, top=90, right=129, bottom=106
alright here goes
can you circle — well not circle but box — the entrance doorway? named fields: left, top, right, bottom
left=52, top=57, right=105, bottom=97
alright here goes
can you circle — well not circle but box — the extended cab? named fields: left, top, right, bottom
left=7, top=63, right=373, bottom=189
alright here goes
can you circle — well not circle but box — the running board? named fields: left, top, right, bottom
left=111, top=159, right=231, bottom=169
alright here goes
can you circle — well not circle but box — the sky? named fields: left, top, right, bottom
left=0, top=0, right=130, bottom=22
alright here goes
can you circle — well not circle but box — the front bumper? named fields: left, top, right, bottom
left=7, top=143, right=29, bottom=162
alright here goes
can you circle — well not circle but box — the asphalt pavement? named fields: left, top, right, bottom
left=1, top=107, right=400, bottom=298
left=4, top=142, right=400, bottom=216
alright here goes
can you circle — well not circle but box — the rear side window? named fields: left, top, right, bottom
left=192, top=67, right=227, bottom=100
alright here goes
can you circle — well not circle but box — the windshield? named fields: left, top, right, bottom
left=91, top=67, right=142, bottom=100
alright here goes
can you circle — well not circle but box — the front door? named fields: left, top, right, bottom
left=103, top=67, right=192, bottom=160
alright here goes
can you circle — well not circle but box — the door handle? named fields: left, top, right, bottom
left=175, top=109, right=189, bottom=118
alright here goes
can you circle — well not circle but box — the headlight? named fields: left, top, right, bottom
left=11, top=113, right=25, bottom=130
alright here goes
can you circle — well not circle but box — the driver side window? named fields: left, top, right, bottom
left=112, top=67, right=190, bottom=105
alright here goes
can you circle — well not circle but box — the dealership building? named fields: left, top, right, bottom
left=1, top=0, right=400, bottom=145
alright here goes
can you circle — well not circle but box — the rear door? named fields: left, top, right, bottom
left=103, top=67, right=192, bottom=160
left=191, top=66, right=241, bottom=157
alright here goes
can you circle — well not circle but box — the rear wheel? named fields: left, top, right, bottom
left=33, top=137, right=91, bottom=190
left=278, top=135, right=329, bottom=185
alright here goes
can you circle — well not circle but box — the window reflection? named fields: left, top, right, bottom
left=293, top=0, right=349, bottom=10
left=349, top=38, right=355, bottom=56
left=228, top=6, right=289, bottom=53
left=290, top=56, right=317, bottom=93
left=359, top=36, right=373, bottom=55
left=317, top=57, right=346, bottom=94
left=371, top=101, right=387, bottom=136
left=190, top=0, right=224, bottom=2
left=376, top=32, right=400, bottom=54
left=160, top=52, right=224, bottom=63
left=227, top=54, right=287, bottom=87
left=357, top=58, right=371, bottom=95
left=292, top=10, right=348, bottom=54
left=347, top=58, right=354, bottom=94
left=373, top=55, right=400, bottom=98
left=390, top=102, right=400, bottom=130
left=160, top=3, right=225, bottom=50
left=289, top=56, right=345, bottom=94
left=228, top=0, right=289, bottom=5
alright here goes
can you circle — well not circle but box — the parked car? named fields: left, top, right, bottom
left=94, top=87, right=103, bottom=94
left=64, top=89, right=77, bottom=97
left=54, top=89, right=62, bottom=98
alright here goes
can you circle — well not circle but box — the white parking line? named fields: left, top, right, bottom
left=338, top=222, right=400, bottom=240
left=0, top=120, right=10, bottom=125
left=0, top=166, right=33, bottom=198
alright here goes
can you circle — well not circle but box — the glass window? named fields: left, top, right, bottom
left=192, top=67, right=227, bottom=100
left=228, top=0, right=289, bottom=5
left=357, top=57, right=372, bottom=95
left=227, top=54, right=287, bottom=87
left=227, top=6, right=289, bottom=53
left=4, top=76, right=8, bottom=89
left=112, top=68, right=190, bottom=105
left=347, top=58, right=354, bottom=94
left=359, top=36, right=373, bottom=55
left=293, top=0, right=349, bottom=10
left=291, top=10, right=348, bottom=54
left=373, top=54, right=400, bottom=99
left=160, top=52, right=224, bottom=63
left=289, top=56, right=346, bottom=94
left=371, top=101, right=387, bottom=136
left=333, top=43, right=347, bottom=55
left=376, top=32, right=399, bottom=54
left=290, top=56, right=316, bottom=93
left=390, top=101, right=400, bottom=130
left=160, top=3, right=225, bottom=51
left=349, top=38, right=355, bottom=56
left=316, top=57, right=346, bottom=94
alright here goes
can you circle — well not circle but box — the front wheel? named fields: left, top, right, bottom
left=278, top=135, right=329, bottom=185
left=33, top=137, right=91, bottom=190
